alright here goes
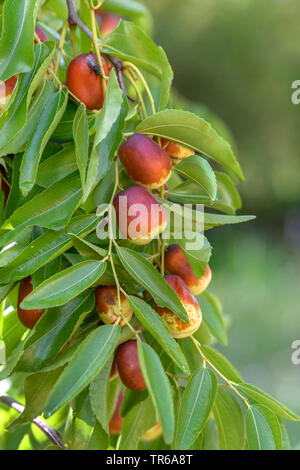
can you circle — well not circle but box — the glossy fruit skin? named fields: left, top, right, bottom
left=95, top=286, right=133, bottom=327
left=141, top=422, right=162, bottom=441
left=115, top=340, right=146, bottom=391
left=165, top=244, right=212, bottom=295
left=155, top=275, right=202, bottom=338
left=35, top=26, right=49, bottom=43
left=109, top=390, right=124, bottom=435
left=66, top=53, right=110, bottom=110
left=17, top=277, right=44, bottom=329
left=161, top=138, right=194, bottom=165
left=113, top=185, right=167, bottom=245
left=119, top=134, right=172, bottom=189
left=0, top=76, right=17, bottom=112
left=110, top=356, right=118, bottom=380
left=0, top=165, right=10, bottom=205
left=96, top=9, right=121, bottom=38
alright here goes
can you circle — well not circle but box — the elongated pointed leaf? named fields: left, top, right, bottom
left=89, top=357, right=114, bottom=434
left=138, top=340, right=175, bottom=444
left=246, top=404, right=281, bottom=450
left=73, top=104, right=89, bottom=191
left=8, top=368, right=63, bottom=429
left=128, top=296, right=189, bottom=375
left=117, top=395, right=156, bottom=450
left=19, top=88, right=68, bottom=194
left=84, top=70, right=128, bottom=201
left=175, top=367, right=217, bottom=450
left=103, top=21, right=172, bottom=110
left=175, top=155, right=217, bottom=201
left=0, top=172, right=82, bottom=247
left=135, top=109, right=244, bottom=180
left=0, top=215, right=98, bottom=283
left=0, top=79, right=57, bottom=157
left=213, top=387, right=245, bottom=450
left=238, top=383, right=300, bottom=421
left=196, top=292, right=227, bottom=345
left=44, top=324, right=120, bottom=417
left=116, top=246, right=188, bottom=322
left=0, top=42, right=55, bottom=149
left=200, top=345, right=242, bottom=383
left=36, top=146, right=77, bottom=188
left=21, top=260, right=106, bottom=309
left=17, top=292, right=95, bottom=372
left=0, top=0, right=37, bottom=81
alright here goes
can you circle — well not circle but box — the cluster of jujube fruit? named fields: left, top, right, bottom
left=1, top=11, right=210, bottom=442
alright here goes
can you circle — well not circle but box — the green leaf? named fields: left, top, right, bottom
left=213, top=387, right=245, bottom=450
left=73, top=104, right=89, bottom=192
left=44, top=324, right=120, bottom=417
left=89, top=357, right=114, bottom=434
left=17, top=292, right=95, bottom=372
left=117, top=395, right=156, bottom=450
left=120, top=388, right=148, bottom=418
left=0, top=42, right=56, bottom=149
left=128, top=296, right=189, bottom=375
left=177, top=234, right=211, bottom=279
left=71, top=389, right=96, bottom=450
left=174, top=367, right=217, bottom=450
left=168, top=171, right=242, bottom=215
left=237, top=383, right=300, bottom=421
left=0, top=215, right=98, bottom=283
left=174, top=155, right=217, bottom=201
left=0, top=172, right=82, bottom=247
left=159, top=197, right=255, bottom=232
left=137, top=340, right=175, bottom=444
left=36, top=146, right=78, bottom=188
left=115, top=246, right=188, bottom=323
left=84, top=70, right=128, bottom=201
left=8, top=368, right=63, bottom=429
left=135, top=109, right=244, bottom=180
left=0, top=0, right=37, bottom=81
left=246, top=404, right=282, bottom=450
left=19, top=88, right=68, bottom=194
left=0, top=79, right=57, bottom=157
left=200, top=345, right=242, bottom=383
left=196, top=292, right=227, bottom=345
left=103, top=21, right=173, bottom=110
left=21, top=260, right=106, bottom=309
left=87, top=421, right=109, bottom=450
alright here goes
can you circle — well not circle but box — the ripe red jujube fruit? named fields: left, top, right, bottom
left=115, top=340, right=146, bottom=391
left=66, top=53, right=110, bottom=110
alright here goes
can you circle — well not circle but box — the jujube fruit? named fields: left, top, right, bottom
left=109, top=390, right=124, bottom=435
left=96, top=9, right=121, bottom=38
left=115, top=340, right=146, bottom=391
left=113, top=185, right=167, bottom=245
left=0, top=165, right=10, bottom=205
left=155, top=274, right=202, bottom=338
left=161, top=137, right=195, bottom=165
left=66, top=53, right=110, bottom=110
left=95, top=286, right=133, bottom=326
left=118, top=134, right=172, bottom=189
left=165, top=243, right=212, bottom=295
left=17, top=276, right=44, bottom=329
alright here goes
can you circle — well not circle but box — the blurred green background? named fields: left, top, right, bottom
left=146, top=0, right=300, bottom=445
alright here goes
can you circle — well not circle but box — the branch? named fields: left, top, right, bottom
left=66, top=0, right=134, bottom=102
left=0, top=395, right=67, bottom=450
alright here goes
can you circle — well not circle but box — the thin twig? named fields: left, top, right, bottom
left=0, top=395, right=67, bottom=449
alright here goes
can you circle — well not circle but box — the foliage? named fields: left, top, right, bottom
left=0, top=0, right=298, bottom=451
